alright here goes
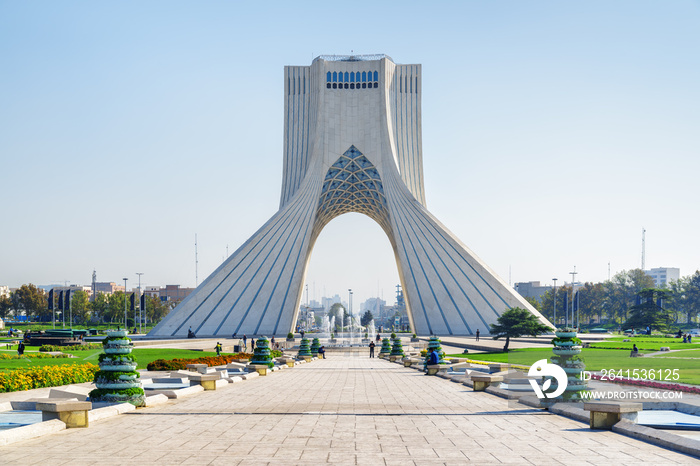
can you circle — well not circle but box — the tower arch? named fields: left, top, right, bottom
left=149, top=55, right=552, bottom=338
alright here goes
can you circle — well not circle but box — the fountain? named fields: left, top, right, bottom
left=322, top=315, right=330, bottom=336
left=367, top=320, right=376, bottom=342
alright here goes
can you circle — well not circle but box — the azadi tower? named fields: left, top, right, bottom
left=149, top=54, right=552, bottom=338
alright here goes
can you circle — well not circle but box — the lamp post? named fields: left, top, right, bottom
left=136, top=273, right=144, bottom=333
left=552, top=278, right=558, bottom=327
left=122, top=278, right=128, bottom=330
left=569, top=266, right=577, bottom=329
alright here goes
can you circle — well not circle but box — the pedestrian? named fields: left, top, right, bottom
left=475, top=329, right=480, bottom=341
left=369, top=341, right=375, bottom=358
left=300, top=329, right=305, bottom=339
left=428, top=347, right=439, bottom=365
left=215, top=342, right=222, bottom=356
left=243, top=334, right=247, bottom=351
left=17, top=341, right=25, bottom=356
left=319, top=346, right=325, bottom=359
left=251, top=338, right=256, bottom=351
left=631, top=344, right=639, bottom=357
left=271, top=336, right=276, bottom=348
left=376, top=333, right=381, bottom=342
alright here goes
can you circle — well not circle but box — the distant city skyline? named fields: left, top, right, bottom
left=2, top=2, right=698, bottom=308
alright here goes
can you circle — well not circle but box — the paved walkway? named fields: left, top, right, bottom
left=1, top=354, right=697, bottom=465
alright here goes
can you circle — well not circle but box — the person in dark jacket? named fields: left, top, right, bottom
left=369, top=341, right=375, bottom=358
left=429, top=348, right=439, bottom=365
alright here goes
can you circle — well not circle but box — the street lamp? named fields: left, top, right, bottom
left=552, top=278, right=558, bottom=327
left=136, top=273, right=144, bottom=334
left=122, top=278, right=128, bottom=330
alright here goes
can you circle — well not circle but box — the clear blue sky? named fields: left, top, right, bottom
left=2, top=1, right=699, bottom=307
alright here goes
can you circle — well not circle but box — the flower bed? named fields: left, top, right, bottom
left=0, top=353, right=69, bottom=360
left=146, top=353, right=254, bottom=371
left=0, top=363, right=98, bottom=393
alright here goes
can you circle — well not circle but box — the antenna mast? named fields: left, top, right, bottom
left=641, top=228, right=646, bottom=270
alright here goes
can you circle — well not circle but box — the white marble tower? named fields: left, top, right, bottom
left=149, top=54, right=552, bottom=338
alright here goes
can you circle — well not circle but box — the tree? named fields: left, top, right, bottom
left=71, top=290, right=91, bottom=324
left=667, top=271, right=700, bottom=326
left=624, top=288, right=673, bottom=331
left=105, top=292, right=127, bottom=325
left=0, top=294, right=12, bottom=320
left=361, top=310, right=374, bottom=327
left=490, top=307, right=551, bottom=352
left=145, top=295, right=171, bottom=324
left=524, top=296, right=541, bottom=311
left=91, top=293, right=108, bottom=323
left=11, top=284, right=47, bottom=320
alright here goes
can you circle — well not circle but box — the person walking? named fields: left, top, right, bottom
left=475, top=329, right=480, bottom=342
left=319, top=346, right=325, bottom=359
left=251, top=338, right=256, bottom=351
left=369, top=341, right=375, bottom=358
left=215, top=342, right=222, bottom=356
left=17, top=341, right=25, bottom=356
left=243, top=334, right=247, bottom=351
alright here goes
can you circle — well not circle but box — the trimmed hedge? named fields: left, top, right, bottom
left=39, top=343, right=103, bottom=352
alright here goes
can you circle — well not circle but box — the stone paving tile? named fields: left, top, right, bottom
left=1, top=354, right=699, bottom=465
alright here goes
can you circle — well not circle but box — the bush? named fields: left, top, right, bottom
left=0, top=363, right=98, bottom=393
left=146, top=353, right=254, bottom=371
left=39, top=343, right=103, bottom=352
left=287, top=333, right=294, bottom=339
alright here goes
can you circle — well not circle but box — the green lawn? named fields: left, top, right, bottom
left=0, top=348, right=222, bottom=371
left=653, top=349, right=700, bottom=358
left=589, top=336, right=700, bottom=351
left=448, top=348, right=700, bottom=385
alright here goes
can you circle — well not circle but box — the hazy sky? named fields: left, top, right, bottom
left=2, top=1, right=698, bottom=308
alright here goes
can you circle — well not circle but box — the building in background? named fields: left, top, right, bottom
left=514, top=281, right=551, bottom=301
left=52, top=285, right=92, bottom=297
left=645, top=267, right=680, bottom=288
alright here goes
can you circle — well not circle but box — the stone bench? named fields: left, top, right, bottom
left=426, top=364, right=448, bottom=375
left=188, top=374, right=221, bottom=390
left=470, top=374, right=503, bottom=391
left=248, top=364, right=270, bottom=376
left=583, top=401, right=642, bottom=429
left=660, top=347, right=671, bottom=351
left=36, top=400, right=92, bottom=428
left=186, top=363, right=208, bottom=372
left=489, top=363, right=510, bottom=374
